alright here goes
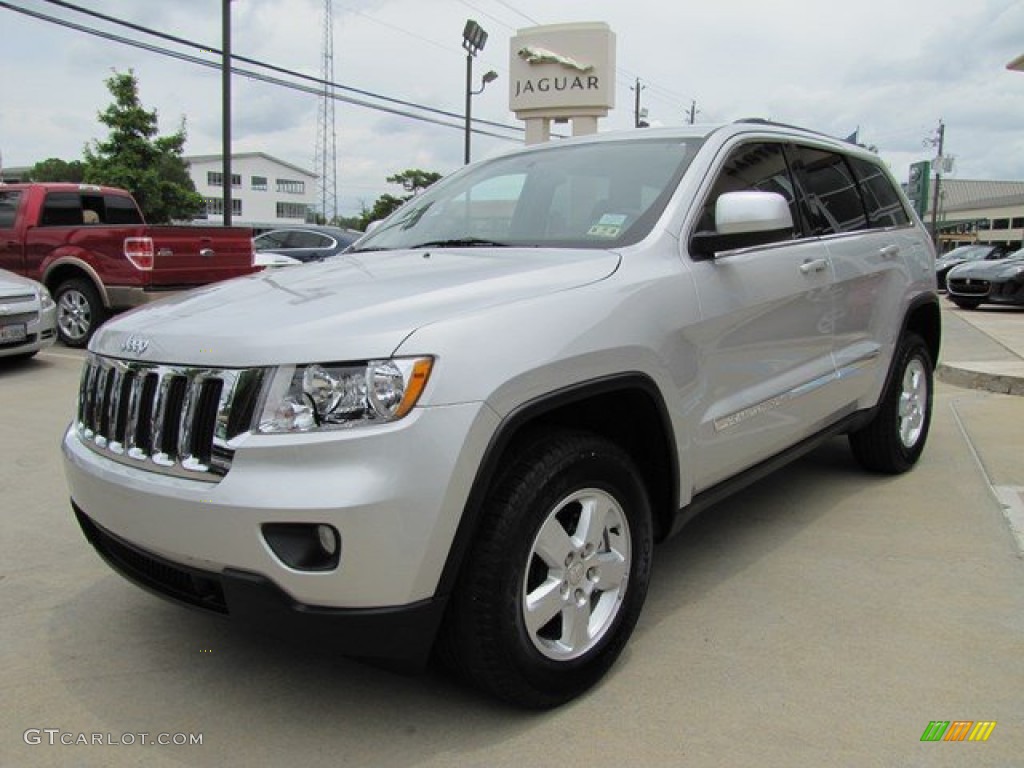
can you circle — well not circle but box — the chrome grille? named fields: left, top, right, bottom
left=76, top=355, right=265, bottom=481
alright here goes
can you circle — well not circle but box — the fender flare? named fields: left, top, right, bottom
left=42, top=256, right=111, bottom=308
left=433, top=372, right=680, bottom=599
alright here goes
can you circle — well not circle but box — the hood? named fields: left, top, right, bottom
left=0, top=269, right=44, bottom=298
left=91, top=247, right=620, bottom=366
left=948, top=257, right=1024, bottom=281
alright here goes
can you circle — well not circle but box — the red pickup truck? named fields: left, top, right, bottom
left=0, top=183, right=256, bottom=346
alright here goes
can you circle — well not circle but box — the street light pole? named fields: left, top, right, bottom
left=222, top=0, right=232, bottom=226
left=462, top=20, right=488, bottom=165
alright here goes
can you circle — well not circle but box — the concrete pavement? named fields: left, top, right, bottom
left=938, top=300, right=1024, bottom=396
left=1, top=311, right=1022, bottom=767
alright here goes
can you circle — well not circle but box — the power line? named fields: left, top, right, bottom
left=492, top=0, right=540, bottom=26
left=12, top=0, right=525, bottom=138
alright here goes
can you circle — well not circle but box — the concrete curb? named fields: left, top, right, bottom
left=937, top=361, right=1024, bottom=396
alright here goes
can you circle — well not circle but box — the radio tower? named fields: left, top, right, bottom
left=313, top=0, right=338, bottom=224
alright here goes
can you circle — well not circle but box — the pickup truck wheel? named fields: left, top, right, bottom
left=848, top=332, right=933, bottom=474
left=55, top=279, right=106, bottom=347
left=441, top=430, right=653, bottom=708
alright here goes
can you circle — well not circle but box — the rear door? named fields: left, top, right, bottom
left=685, top=140, right=839, bottom=490
left=787, top=146, right=915, bottom=409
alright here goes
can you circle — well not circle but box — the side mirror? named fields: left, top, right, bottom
left=365, top=220, right=383, bottom=234
left=691, top=191, right=794, bottom=259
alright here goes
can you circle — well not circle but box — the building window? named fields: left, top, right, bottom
left=1012, top=217, right=1024, bottom=229
left=207, top=171, right=241, bottom=187
left=992, top=218, right=1010, bottom=230
left=276, top=202, right=309, bottom=219
left=204, top=197, right=242, bottom=216
left=276, top=178, right=305, bottom=194
left=251, top=175, right=268, bottom=191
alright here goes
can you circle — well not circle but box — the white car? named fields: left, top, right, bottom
left=0, top=269, right=57, bottom=359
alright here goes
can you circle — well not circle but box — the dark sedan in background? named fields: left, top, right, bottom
left=935, top=243, right=1009, bottom=290
left=253, top=225, right=363, bottom=266
left=946, top=250, right=1024, bottom=309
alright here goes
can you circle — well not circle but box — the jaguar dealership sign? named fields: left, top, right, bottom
left=509, top=22, right=616, bottom=142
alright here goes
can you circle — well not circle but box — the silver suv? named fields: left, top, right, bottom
left=64, top=121, right=939, bottom=708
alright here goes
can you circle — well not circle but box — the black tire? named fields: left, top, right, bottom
left=950, top=297, right=981, bottom=310
left=439, top=430, right=653, bottom=709
left=848, top=332, right=933, bottom=474
left=55, top=278, right=107, bottom=347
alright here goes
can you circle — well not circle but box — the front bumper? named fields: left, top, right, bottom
left=74, top=505, right=446, bottom=665
left=64, top=400, right=498, bottom=638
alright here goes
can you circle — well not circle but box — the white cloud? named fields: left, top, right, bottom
left=2, top=0, right=1022, bottom=213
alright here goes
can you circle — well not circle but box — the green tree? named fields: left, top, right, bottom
left=358, top=169, right=442, bottom=229
left=83, top=70, right=203, bottom=223
left=29, top=158, right=86, bottom=183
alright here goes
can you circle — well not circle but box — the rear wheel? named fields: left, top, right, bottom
left=849, top=332, right=933, bottom=474
left=55, top=279, right=106, bottom=347
left=440, top=430, right=653, bottom=708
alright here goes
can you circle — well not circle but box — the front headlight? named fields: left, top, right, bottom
left=257, top=357, right=433, bottom=433
left=38, top=287, right=55, bottom=310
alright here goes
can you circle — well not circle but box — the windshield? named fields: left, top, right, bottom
left=352, top=138, right=701, bottom=252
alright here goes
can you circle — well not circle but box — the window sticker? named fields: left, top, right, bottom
left=588, top=213, right=627, bottom=238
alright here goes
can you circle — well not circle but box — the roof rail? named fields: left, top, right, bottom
left=732, top=117, right=840, bottom=142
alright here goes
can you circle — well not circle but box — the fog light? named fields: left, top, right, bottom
left=317, top=524, right=338, bottom=556
left=261, top=523, right=341, bottom=571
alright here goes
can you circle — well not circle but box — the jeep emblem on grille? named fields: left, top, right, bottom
left=121, top=334, right=151, bottom=355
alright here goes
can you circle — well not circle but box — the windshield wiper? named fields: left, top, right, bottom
left=408, top=237, right=509, bottom=249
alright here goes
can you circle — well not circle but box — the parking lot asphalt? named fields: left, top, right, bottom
left=2, top=303, right=1022, bottom=767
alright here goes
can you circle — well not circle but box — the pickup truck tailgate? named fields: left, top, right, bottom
left=145, top=226, right=255, bottom=286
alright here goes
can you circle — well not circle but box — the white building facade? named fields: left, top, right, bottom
left=185, top=153, right=317, bottom=229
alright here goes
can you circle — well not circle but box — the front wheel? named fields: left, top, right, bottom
left=848, top=332, right=933, bottom=474
left=440, top=430, right=653, bottom=708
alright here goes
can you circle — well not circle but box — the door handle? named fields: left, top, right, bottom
left=879, top=244, right=900, bottom=259
left=799, top=258, right=828, bottom=275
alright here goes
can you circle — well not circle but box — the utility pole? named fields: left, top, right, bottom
left=686, top=100, right=698, bottom=125
left=221, top=0, right=232, bottom=226
left=927, top=119, right=945, bottom=250
left=631, top=78, right=647, bottom=128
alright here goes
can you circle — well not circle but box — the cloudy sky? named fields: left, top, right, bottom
left=2, top=0, right=1022, bottom=216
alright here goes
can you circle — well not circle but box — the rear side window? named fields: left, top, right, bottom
left=104, top=194, right=143, bottom=225
left=0, top=190, right=22, bottom=228
left=40, top=192, right=83, bottom=226
left=787, top=146, right=867, bottom=235
left=696, top=142, right=801, bottom=234
left=846, top=156, right=910, bottom=228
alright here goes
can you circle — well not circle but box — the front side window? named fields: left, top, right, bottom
left=352, top=138, right=701, bottom=252
left=696, top=142, right=800, bottom=234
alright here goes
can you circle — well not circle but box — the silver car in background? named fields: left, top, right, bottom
left=0, top=269, right=57, bottom=360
